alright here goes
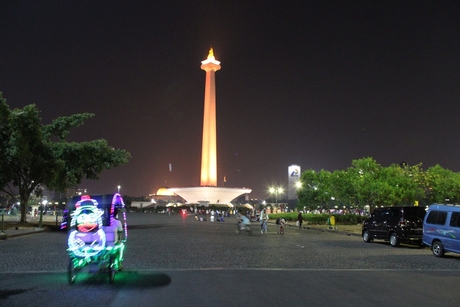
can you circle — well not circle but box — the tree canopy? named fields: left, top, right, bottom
left=297, top=157, right=460, bottom=211
left=0, top=92, right=131, bottom=222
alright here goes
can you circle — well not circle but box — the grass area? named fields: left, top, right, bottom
left=268, top=213, right=367, bottom=225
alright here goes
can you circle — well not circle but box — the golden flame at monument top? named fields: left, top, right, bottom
left=201, top=47, right=221, bottom=66
left=208, top=48, right=215, bottom=60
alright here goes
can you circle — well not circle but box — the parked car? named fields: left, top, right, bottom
left=423, top=204, right=460, bottom=257
left=362, top=206, right=426, bottom=247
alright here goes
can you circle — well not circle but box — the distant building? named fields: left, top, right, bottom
left=148, top=188, right=184, bottom=206
left=288, top=164, right=301, bottom=208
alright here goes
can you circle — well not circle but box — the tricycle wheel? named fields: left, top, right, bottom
left=245, top=226, right=251, bottom=236
left=68, top=259, right=77, bottom=284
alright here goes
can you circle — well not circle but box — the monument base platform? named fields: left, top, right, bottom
left=168, top=186, right=251, bottom=206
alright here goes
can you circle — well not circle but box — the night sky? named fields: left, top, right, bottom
left=1, top=1, right=459, bottom=200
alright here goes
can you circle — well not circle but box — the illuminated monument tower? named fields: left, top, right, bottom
left=168, top=48, right=251, bottom=206
left=200, top=48, right=220, bottom=186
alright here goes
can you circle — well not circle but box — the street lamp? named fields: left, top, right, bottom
left=117, top=185, right=121, bottom=193
left=269, top=187, right=284, bottom=206
left=295, top=181, right=302, bottom=189
left=38, top=199, right=47, bottom=229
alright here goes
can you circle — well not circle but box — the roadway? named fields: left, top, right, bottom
left=1, top=212, right=459, bottom=306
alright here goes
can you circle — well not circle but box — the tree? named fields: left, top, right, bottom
left=331, top=169, right=357, bottom=207
left=297, top=157, right=460, bottom=210
left=0, top=93, right=131, bottom=222
left=389, top=163, right=424, bottom=205
left=348, top=157, right=382, bottom=208
left=297, top=169, right=320, bottom=210
left=426, top=165, right=460, bottom=204
left=298, top=169, right=334, bottom=210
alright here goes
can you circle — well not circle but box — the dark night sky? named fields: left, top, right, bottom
left=1, top=1, right=459, bottom=200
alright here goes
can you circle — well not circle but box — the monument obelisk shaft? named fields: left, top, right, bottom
left=200, top=48, right=221, bottom=186
left=166, top=48, right=251, bottom=205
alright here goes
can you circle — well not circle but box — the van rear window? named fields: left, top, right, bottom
left=403, top=207, right=427, bottom=219
left=450, top=212, right=460, bottom=228
left=426, top=211, right=447, bottom=225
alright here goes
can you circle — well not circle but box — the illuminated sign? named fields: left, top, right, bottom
left=289, top=165, right=300, bottom=177
left=288, top=165, right=301, bottom=200
left=68, top=196, right=106, bottom=258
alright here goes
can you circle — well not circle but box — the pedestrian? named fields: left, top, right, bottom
left=112, top=208, right=124, bottom=243
left=297, top=211, right=303, bottom=229
left=111, top=208, right=124, bottom=270
left=260, top=209, right=268, bottom=234
left=236, top=210, right=250, bottom=231
left=279, top=217, right=286, bottom=234
left=211, top=209, right=215, bottom=222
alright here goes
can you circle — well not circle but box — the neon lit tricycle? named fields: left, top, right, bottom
left=66, top=193, right=128, bottom=284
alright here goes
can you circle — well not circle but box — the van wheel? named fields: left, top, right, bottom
left=389, top=233, right=400, bottom=247
left=363, top=230, right=372, bottom=243
left=432, top=241, right=445, bottom=257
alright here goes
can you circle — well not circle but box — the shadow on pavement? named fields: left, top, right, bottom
left=0, top=289, right=29, bottom=300
left=73, top=271, right=171, bottom=288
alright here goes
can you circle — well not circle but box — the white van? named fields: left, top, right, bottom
left=423, top=204, right=460, bottom=257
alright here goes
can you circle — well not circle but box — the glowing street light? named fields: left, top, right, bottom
left=38, top=199, right=48, bottom=229
left=295, top=181, right=302, bottom=189
left=117, top=185, right=121, bottom=193
left=269, top=187, right=284, bottom=205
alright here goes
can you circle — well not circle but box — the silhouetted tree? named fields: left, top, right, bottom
left=0, top=92, right=131, bottom=222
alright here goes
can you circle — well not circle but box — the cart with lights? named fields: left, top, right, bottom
left=66, top=193, right=128, bottom=284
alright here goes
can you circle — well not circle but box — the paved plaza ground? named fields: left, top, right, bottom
left=1, top=212, right=459, bottom=306
left=0, top=211, right=363, bottom=239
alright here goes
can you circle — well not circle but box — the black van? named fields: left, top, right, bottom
left=362, top=206, right=427, bottom=247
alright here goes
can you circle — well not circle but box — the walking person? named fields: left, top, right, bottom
left=278, top=217, right=286, bottom=234
left=297, top=211, right=303, bottom=229
left=112, top=208, right=124, bottom=243
left=111, top=208, right=124, bottom=270
left=260, top=209, right=268, bottom=234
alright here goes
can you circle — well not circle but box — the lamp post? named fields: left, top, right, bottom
left=38, top=199, right=47, bottom=229
left=269, top=187, right=284, bottom=209
left=0, top=207, right=6, bottom=238
left=117, top=185, right=121, bottom=193
left=294, top=180, right=302, bottom=211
